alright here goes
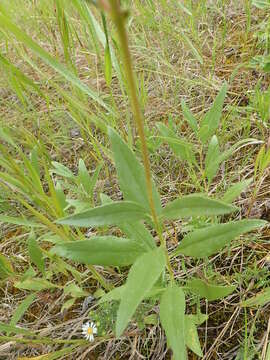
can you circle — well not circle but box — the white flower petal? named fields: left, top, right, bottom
left=81, top=321, right=97, bottom=341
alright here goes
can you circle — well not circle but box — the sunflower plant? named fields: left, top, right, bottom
left=50, top=1, right=267, bottom=358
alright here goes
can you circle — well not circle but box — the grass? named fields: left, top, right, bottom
left=0, top=0, right=270, bottom=358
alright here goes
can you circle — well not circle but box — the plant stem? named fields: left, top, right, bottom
left=107, top=0, right=174, bottom=281
left=108, top=1, right=158, bottom=226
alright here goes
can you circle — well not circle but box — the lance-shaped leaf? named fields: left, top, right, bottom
left=99, top=285, right=165, bottom=304
left=181, top=100, right=198, bottom=134
left=162, top=194, right=237, bottom=220
left=116, top=247, right=166, bottom=337
left=28, top=233, right=45, bottom=275
left=10, top=294, right=36, bottom=327
left=160, top=286, right=186, bottom=360
left=109, top=128, right=162, bottom=214
left=0, top=254, right=14, bottom=279
left=14, top=278, right=58, bottom=291
left=51, top=236, right=145, bottom=267
left=187, top=278, right=236, bottom=301
left=0, top=215, right=44, bottom=228
left=222, top=178, right=253, bottom=203
left=99, top=285, right=126, bottom=304
left=241, top=287, right=270, bottom=307
left=198, top=83, right=227, bottom=143
left=157, top=122, right=196, bottom=164
left=185, top=316, right=203, bottom=357
left=100, top=193, right=156, bottom=250
left=205, top=138, right=258, bottom=184
left=158, top=136, right=196, bottom=164
left=0, top=322, right=35, bottom=336
left=120, top=222, right=156, bottom=250
left=205, top=135, right=220, bottom=183
left=174, top=220, right=267, bottom=258
left=78, top=159, right=102, bottom=197
left=56, top=201, right=149, bottom=227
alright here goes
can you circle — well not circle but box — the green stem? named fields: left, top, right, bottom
left=108, top=1, right=158, bottom=227
left=108, top=0, right=174, bottom=281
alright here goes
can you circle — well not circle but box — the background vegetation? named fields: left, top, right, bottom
left=0, top=0, right=270, bottom=358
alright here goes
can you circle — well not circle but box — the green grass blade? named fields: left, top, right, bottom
left=0, top=14, right=111, bottom=113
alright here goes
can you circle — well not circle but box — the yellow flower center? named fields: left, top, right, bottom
left=87, top=327, right=93, bottom=335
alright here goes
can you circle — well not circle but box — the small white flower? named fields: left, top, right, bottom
left=82, top=321, right=97, bottom=342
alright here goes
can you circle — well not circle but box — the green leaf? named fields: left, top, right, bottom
left=99, top=285, right=125, bottom=304
left=28, top=234, right=45, bottom=275
left=205, top=138, right=258, bottom=182
left=198, top=83, right=227, bottom=143
left=120, top=222, right=156, bottom=250
left=61, top=298, right=76, bottom=313
left=56, top=201, right=149, bottom=227
left=241, top=287, right=270, bottom=307
left=78, top=159, right=91, bottom=192
left=185, top=316, right=203, bottom=357
left=30, top=147, right=40, bottom=178
left=160, top=286, right=186, bottom=360
left=51, top=236, right=145, bottom=266
left=100, top=193, right=156, bottom=250
left=162, top=194, right=237, bottom=220
left=181, top=100, right=198, bottom=133
left=144, top=313, right=158, bottom=325
left=174, top=220, right=267, bottom=258
left=14, top=278, right=58, bottom=291
left=205, top=135, right=220, bottom=183
left=116, top=247, right=166, bottom=337
left=10, top=294, right=36, bottom=327
left=187, top=278, right=236, bottom=301
left=21, top=266, right=36, bottom=281
left=99, top=285, right=165, bottom=304
left=0, top=322, right=35, bottom=336
left=186, top=313, right=208, bottom=325
left=159, top=136, right=196, bottom=164
left=252, top=0, right=270, bottom=9
left=108, top=128, right=162, bottom=214
left=0, top=254, right=13, bottom=279
left=63, top=283, right=88, bottom=298
left=157, top=123, right=196, bottom=164
left=78, top=160, right=102, bottom=197
left=66, top=199, right=91, bottom=213
left=0, top=126, right=17, bottom=147
left=222, top=179, right=252, bottom=203
left=88, top=163, right=103, bottom=196
left=55, top=182, right=67, bottom=211
left=51, top=161, right=74, bottom=179
left=0, top=215, right=44, bottom=228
